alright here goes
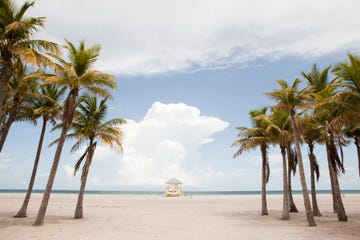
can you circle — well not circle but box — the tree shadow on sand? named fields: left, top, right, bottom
left=0, top=212, right=77, bottom=229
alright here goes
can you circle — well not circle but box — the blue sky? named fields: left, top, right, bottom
left=1, top=0, right=360, bottom=191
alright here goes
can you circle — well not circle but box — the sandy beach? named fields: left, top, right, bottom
left=0, top=193, right=359, bottom=240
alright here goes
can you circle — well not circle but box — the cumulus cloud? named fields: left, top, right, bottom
left=91, top=145, right=119, bottom=162
left=24, top=0, right=360, bottom=75
left=117, top=102, right=229, bottom=187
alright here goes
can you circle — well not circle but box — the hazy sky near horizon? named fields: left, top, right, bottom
left=1, top=0, right=360, bottom=191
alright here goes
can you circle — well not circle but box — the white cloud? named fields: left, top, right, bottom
left=23, top=0, right=360, bottom=75
left=64, top=164, right=75, bottom=180
left=117, top=102, right=229, bottom=187
left=0, top=153, right=15, bottom=163
left=92, top=145, right=120, bottom=162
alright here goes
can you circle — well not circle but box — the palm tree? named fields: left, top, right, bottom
left=34, top=40, right=116, bottom=226
left=14, top=84, right=65, bottom=218
left=258, top=108, right=291, bottom=219
left=333, top=53, right=360, bottom=177
left=301, top=115, right=322, bottom=216
left=268, top=109, right=292, bottom=220
left=266, top=79, right=316, bottom=227
left=303, top=64, right=347, bottom=221
left=0, top=0, right=59, bottom=117
left=232, top=107, right=270, bottom=216
left=313, top=85, right=348, bottom=219
left=301, top=64, right=331, bottom=93
left=286, top=143, right=298, bottom=213
left=301, top=64, right=332, bottom=217
left=62, top=94, right=125, bottom=219
left=0, top=61, right=42, bottom=152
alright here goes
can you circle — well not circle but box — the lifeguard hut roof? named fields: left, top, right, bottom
left=166, top=178, right=182, bottom=184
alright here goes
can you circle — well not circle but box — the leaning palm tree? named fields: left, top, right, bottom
left=266, top=79, right=316, bottom=227
left=60, top=94, right=125, bottom=219
left=34, top=40, right=116, bottom=226
left=0, top=61, right=42, bottom=152
left=232, top=107, right=270, bottom=216
left=14, top=84, right=65, bottom=218
left=0, top=0, right=59, bottom=117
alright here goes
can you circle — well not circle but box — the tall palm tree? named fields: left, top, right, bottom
left=258, top=108, right=291, bottom=219
left=232, top=107, right=270, bottom=216
left=301, top=115, right=322, bottom=216
left=304, top=64, right=347, bottom=221
left=0, top=0, right=59, bottom=117
left=333, top=53, right=360, bottom=177
left=62, top=94, right=125, bottom=219
left=14, top=84, right=65, bottom=218
left=301, top=64, right=331, bottom=93
left=313, top=85, right=347, bottom=216
left=266, top=79, right=316, bottom=227
left=301, top=64, right=332, bottom=217
left=286, top=143, right=298, bottom=213
left=0, top=61, right=41, bottom=152
left=34, top=40, right=116, bottom=226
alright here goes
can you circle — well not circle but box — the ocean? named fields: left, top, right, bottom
left=0, top=189, right=359, bottom=196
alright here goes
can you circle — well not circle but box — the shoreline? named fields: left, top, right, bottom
left=1, top=193, right=359, bottom=239
left=1, top=189, right=359, bottom=195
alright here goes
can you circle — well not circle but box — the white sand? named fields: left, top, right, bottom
left=0, top=193, right=359, bottom=240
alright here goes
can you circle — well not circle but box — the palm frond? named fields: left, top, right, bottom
left=74, top=147, right=89, bottom=176
left=12, top=47, right=55, bottom=68
left=14, top=1, right=35, bottom=20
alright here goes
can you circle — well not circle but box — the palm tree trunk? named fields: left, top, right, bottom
left=260, top=144, right=268, bottom=216
left=326, top=143, right=338, bottom=213
left=0, top=103, right=18, bottom=152
left=288, top=173, right=298, bottom=212
left=290, top=113, right=316, bottom=226
left=15, top=118, right=47, bottom=218
left=326, top=134, right=347, bottom=222
left=74, top=144, right=95, bottom=219
left=329, top=160, right=347, bottom=221
left=286, top=145, right=298, bottom=213
left=34, top=126, right=68, bottom=226
left=354, top=137, right=360, bottom=178
left=280, top=146, right=289, bottom=220
left=0, top=55, right=13, bottom=119
left=308, top=143, right=322, bottom=216
left=34, top=92, right=77, bottom=226
left=74, top=174, right=87, bottom=219
left=0, top=78, right=6, bottom=119
left=74, top=168, right=88, bottom=219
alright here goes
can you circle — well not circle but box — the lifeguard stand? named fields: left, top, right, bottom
left=165, top=178, right=182, bottom=197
